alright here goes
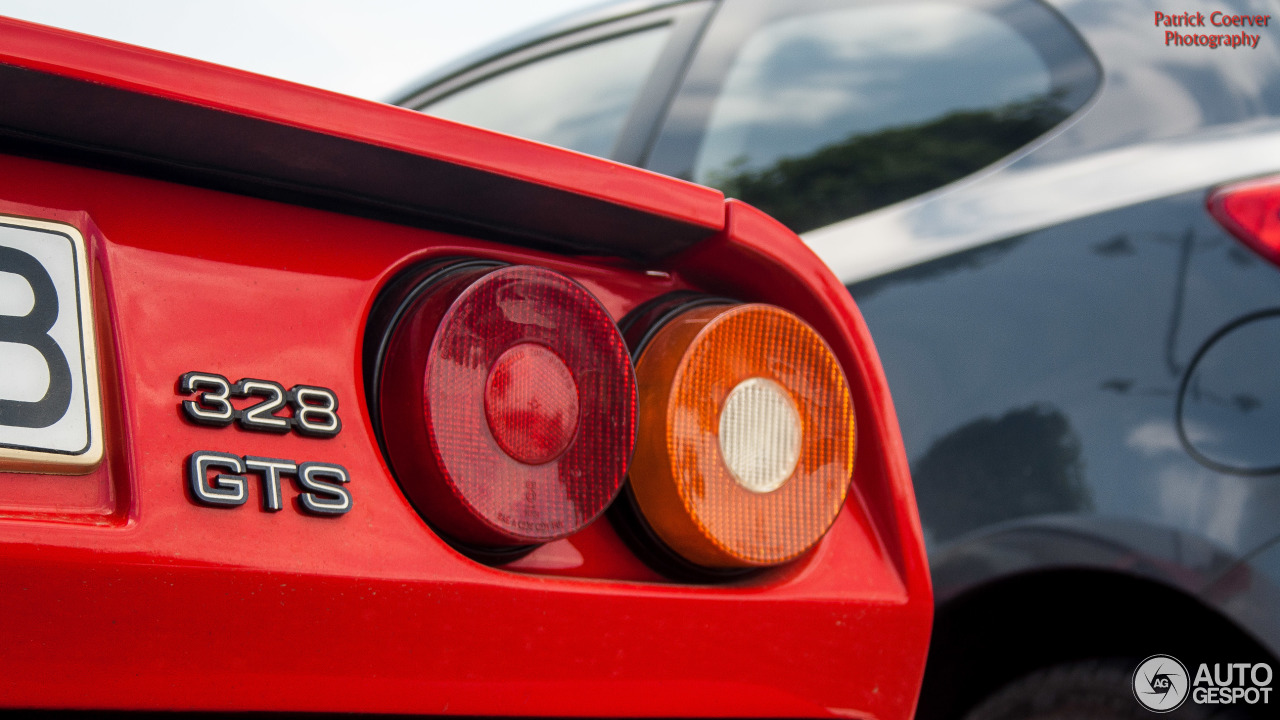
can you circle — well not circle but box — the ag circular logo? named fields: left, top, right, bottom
left=1134, top=654, right=1190, bottom=712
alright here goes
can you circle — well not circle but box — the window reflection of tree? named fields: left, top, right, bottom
left=704, top=96, right=1069, bottom=234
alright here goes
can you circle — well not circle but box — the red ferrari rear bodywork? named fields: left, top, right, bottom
left=0, top=17, right=931, bottom=718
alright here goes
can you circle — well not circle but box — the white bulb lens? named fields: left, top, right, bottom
left=717, top=377, right=802, bottom=493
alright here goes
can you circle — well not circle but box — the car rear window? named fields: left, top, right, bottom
left=686, top=0, right=1098, bottom=233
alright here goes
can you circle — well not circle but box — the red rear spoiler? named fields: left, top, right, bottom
left=0, top=16, right=724, bottom=260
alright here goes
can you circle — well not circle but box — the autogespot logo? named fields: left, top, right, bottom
left=1134, top=654, right=1190, bottom=712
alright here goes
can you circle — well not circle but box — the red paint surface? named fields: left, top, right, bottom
left=0, top=17, right=931, bottom=719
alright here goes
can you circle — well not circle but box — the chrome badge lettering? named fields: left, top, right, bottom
left=178, top=371, right=350, bottom=516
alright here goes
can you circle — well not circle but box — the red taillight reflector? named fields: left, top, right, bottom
left=484, top=342, right=581, bottom=465
left=1208, top=175, right=1280, bottom=267
left=380, top=265, right=636, bottom=548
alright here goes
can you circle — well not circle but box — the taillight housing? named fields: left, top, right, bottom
left=375, top=263, right=636, bottom=551
left=1208, top=174, right=1280, bottom=267
left=367, top=257, right=860, bottom=576
left=618, top=298, right=857, bottom=571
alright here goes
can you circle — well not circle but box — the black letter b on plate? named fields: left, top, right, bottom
left=0, top=245, right=72, bottom=428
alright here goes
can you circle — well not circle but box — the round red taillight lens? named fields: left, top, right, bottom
left=379, top=264, right=636, bottom=549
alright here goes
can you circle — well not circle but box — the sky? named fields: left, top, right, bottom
left=0, top=0, right=603, bottom=101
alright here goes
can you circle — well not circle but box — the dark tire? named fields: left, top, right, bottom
left=962, top=660, right=1238, bottom=720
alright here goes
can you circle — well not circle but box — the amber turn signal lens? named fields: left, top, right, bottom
left=629, top=304, right=855, bottom=568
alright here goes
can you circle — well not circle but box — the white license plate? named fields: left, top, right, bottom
left=0, top=216, right=102, bottom=473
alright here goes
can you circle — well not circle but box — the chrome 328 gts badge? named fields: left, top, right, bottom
left=0, top=216, right=103, bottom=473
